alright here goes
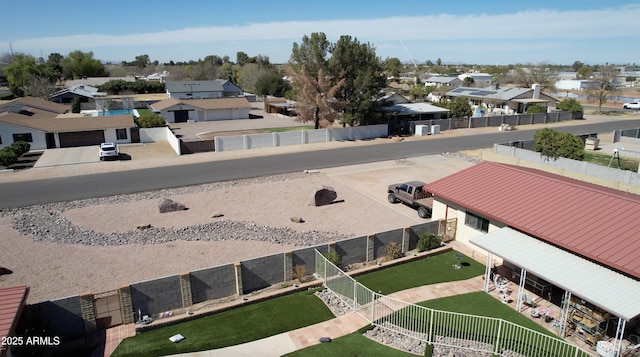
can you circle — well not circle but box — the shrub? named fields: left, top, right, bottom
left=526, top=104, right=548, bottom=114
left=135, top=112, right=167, bottom=128
left=533, top=128, right=584, bottom=161
left=292, top=264, right=306, bottom=281
left=0, top=147, right=18, bottom=166
left=417, top=232, right=442, bottom=252
left=323, top=250, right=341, bottom=267
left=71, top=97, right=81, bottom=113
left=556, top=98, right=583, bottom=113
left=385, top=242, right=403, bottom=260
left=9, top=141, right=30, bottom=156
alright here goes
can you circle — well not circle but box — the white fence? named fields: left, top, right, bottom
left=214, top=124, right=388, bottom=152
left=314, top=250, right=589, bottom=357
left=139, top=127, right=181, bottom=155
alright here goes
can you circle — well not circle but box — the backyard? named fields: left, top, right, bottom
left=112, top=249, right=578, bottom=356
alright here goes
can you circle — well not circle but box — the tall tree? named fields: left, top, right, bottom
left=283, top=65, right=344, bottom=129
left=328, top=35, right=387, bottom=125
left=383, top=57, right=403, bottom=78
left=585, top=65, right=620, bottom=113
left=236, top=51, right=250, bottom=67
left=4, top=54, right=56, bottom=97
left=134, top=54, right=150, bottom=68
left=62, top=51, right=107, bottom=79
left=289, top=32, right=331, bottom=76
left=512, top=62, right=555, bottom=90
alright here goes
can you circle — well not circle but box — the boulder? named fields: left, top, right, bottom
left=309, top=186, right=337, bottom=206
left=136, top=224, right=151, bottom=230
left=159, top=198, right=187, bottom=213
left=291, top=217, right=305, bottom=223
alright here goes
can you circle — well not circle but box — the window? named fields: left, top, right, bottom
left=116, top=128, right=128, bottom=140
left=13, top=133, right=33, bottom=142
left=465, top=211, right=489, bottom=233
left=0, top=134, right=2, bottom=144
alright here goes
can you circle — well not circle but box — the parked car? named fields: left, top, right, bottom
left=387, top=181, right=433, bottom=218
left=622, top=100, right=640, bottom=110
left=99, top=142, right=119, bottom=161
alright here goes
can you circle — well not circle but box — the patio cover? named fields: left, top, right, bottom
left=470, top=227, right=640, bottom=321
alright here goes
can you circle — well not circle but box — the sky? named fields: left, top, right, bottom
left=1, top=0, right=639, bottom=66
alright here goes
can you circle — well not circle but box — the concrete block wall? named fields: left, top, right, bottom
left=189, top=264, right=237, bottom=304
left=26, top=296, right=86, bottom=342
left=130, top=275, right=182, bottom=317
left=240, top=253, right=285, bottom=293
left=334, top=235, right=367, bottom=266
left=292, top=245, right=324, bottom=276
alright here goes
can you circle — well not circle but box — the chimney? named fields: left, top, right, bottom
left=532, top=83, right=541, bottom=99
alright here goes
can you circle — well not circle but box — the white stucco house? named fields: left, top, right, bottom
left=150, top=97, right=252, bottom=123
left=165, top=79, right=243, bottom=99
left=458, top=73, right=492, bottom=88
left=423, top=76, right=463, bottom=88
left=0, top=97, right=136, bottom=149
left=555, top=80, right=597, bottom=90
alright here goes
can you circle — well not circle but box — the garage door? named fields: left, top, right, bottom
left=59, top=130, right=105, bottom=148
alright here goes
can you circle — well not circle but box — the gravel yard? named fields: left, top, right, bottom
left=0, top=154, right=477, bottom=303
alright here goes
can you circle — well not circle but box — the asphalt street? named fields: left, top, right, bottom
left=1, top=119, right=640, bottom=209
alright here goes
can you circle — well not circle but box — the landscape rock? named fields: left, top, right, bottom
left=159, top=198, right=187, bottom=213
left=309, top=186, right=337, bottom=206
left=136, top=224, right=151, bottom=230
left=290, top=217, right=305, bottom=223
left=211, top=212, right=224, bottom=218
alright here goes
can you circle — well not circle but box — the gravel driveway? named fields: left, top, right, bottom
left=0, top=153, right=477, bottom=303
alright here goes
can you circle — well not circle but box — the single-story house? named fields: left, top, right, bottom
left=165, top=79, right=243, bottom=99
left=458, top=73, right=492, bottom=87
left=0, top=99, right=136, bottom=150
left=423, top=76, right=462, bottom=88
left=150, top=97, right=252, bottom=123
left=0, top=96, right=70, bottom=116
left=425, top=161, right=640, bottom=354
left=379, top=93, right=450, bottom=120
left=64, top=76, right=136, bottom=88
left=446, top=84, right=558, bottom=114
left=49, top=84, right=106, bottom=104
left=0, top=286, right=29, bottom=357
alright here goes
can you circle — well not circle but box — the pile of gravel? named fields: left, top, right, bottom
left=1, top=172, right=350, bottom=246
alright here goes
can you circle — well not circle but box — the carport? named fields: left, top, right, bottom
left=472, top=227, right=640, bottom=357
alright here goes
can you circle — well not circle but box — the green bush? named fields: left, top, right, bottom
left=323, top=250, right=341, bottom=267
left=0, top=147, right=18, bottom=166
left=417, top=232, right=442, bottom=252
left=9, top=141, right=30, bottom=156
left=135, top=112, right=167, bottom=128
left=556, top=98, right=583, bottom=112
left=533, top=128, right=584, bottom=161
left=525, top=104, right=548, bottom=114
left=385, top=242, right=403, bottom=261
left=71, top=97, right=81, bottom=113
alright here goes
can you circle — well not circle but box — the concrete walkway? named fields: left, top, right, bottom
left=164, top=275, right=486, bottom=357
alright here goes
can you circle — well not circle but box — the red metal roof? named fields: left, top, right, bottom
left=425, top=161, right=640, bottom=279
left=0, top=286, right=29, bottom=357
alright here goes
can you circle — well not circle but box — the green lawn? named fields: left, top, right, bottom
left=356, top=250, right=485, bottom=294
left=583, top=151, right=640, bottom=171
left=269, top=125, right=315, bottom=132
left=283, top=327, right=415, bottom=357
left=111, top=289, right=334, bottom=357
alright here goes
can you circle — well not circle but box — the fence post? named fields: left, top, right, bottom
left=354, top=281, right=358, bottom=312
left=284, top=251, right=293, bottom=282
left=79, top=292, right=97, bottom=334
left=366, top=234, right=375, bottom=262
left=119, top=285, right=135, bottom=324
left=494, top=319, right=503, bottom=355
left=401, top=228, right=410, bottom=253
left=179, top=272, right=193, bottom=308
left=234, top=262, right=243, bottom=296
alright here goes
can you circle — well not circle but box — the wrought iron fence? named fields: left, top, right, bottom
left=314, top=250, right=589, bottom=357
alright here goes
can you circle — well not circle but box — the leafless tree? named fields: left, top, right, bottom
left=22, top=74, right=57, bottom=100
left=585, top=65, right=620, bottom=113
left=512, top=62, right=556, bottom=90
left=283, top=64, right=345, bottom=129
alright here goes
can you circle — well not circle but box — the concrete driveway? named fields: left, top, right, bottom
left=34, top=146, right=101, bottom=167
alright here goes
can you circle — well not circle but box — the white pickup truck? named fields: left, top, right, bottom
left=623, top=100, right=640, bottom=110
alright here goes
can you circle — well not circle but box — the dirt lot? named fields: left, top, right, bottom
left=0, top=154, right=476, bottom=303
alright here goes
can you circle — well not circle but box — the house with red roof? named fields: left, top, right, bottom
left=425, top=161, right=640, bottom=353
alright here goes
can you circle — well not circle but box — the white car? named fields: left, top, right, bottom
left=622, top=101, right=640, bottom=110
left=99, top=143, right=119, bottom=160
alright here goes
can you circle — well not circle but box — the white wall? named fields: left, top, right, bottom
left=213, top=124, right=388, bottom=152
left=139, top=127, right=181, bottom=155
left=0, top=121, right=48, bottom=150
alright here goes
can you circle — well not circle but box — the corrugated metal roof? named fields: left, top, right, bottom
left=0, top=286, right=29, bottom=355
left=425, top=162, right=640, bottom=279
left=471, top=228, right=640, bottom=320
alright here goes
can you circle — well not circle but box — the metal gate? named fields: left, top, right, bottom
left=93, top=290, right=123, bottom=329
left=439, top=218, right=457, bottom=242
